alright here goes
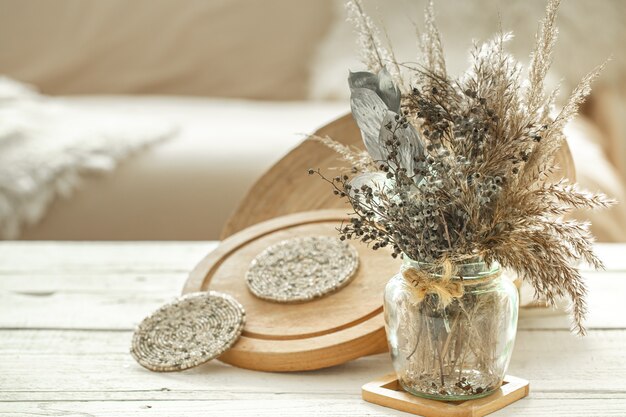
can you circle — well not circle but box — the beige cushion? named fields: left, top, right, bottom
left=0, top=0, right=333, bottom=99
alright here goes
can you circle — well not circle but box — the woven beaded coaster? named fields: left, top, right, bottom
left=362, top=374, right=529, bottom=417
left=245, top=236, right=359, bottom=303
left=131, top=291, right=245, bottom=372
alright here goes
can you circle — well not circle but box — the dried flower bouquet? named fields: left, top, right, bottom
left=310, top=0, right=614, bottom=399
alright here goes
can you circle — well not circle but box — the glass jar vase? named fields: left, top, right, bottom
left=383, top=257, right=518, bottom=401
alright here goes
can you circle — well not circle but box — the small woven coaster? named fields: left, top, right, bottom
left=131, top=291, right=245, bottom=372
left=245, top=236, right=359, bottom=303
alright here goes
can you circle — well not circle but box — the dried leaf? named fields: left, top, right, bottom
left=349, top=69, right=401, bottom=112
left=378, top=110, right=424, bottom=181
left=350, top=87, right=387, bottom=161
left=349, top=172, right=389, bottom=193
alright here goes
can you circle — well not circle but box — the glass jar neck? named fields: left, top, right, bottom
left=401, top=256, right=500, bottom=281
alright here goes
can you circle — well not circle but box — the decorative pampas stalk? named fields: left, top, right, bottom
left=310, top=135, right=374, bottom=172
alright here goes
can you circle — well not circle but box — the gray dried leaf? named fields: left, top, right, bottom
left=348, top=70, right=378, bottom=91
left=349, top=172, right=389, bottom=195
left=349, top=68, right=401, bottom=112
left=349, top=68, right=403, bottom=161
left=376, top=68, right=401, bottom=112
left=378, top=110, right=424, bottom=183
left=349, top=172, right=390, bottom=220
left=350, top=87, right=387, bottom=161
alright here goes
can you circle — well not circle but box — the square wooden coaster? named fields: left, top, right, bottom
left=362, top=374, right=529, bottom=417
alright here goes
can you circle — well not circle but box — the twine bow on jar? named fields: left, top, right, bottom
left=401, top=260, right=464, bottom=307
left=401, top=259, right=500, bottom=307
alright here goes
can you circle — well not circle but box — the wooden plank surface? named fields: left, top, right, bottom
left=1, top=270, right=624, bottom=330
left=0, top=242, right=625, bottom=416
left=2, top=329, right=624, bottom=398
left=3, top=398, right=626, bottom=417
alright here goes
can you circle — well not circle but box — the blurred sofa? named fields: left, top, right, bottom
left=15, top=96, right=347, bottom=240
left=1, top=0, right=624, bottom=241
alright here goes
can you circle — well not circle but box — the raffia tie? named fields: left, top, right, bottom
left=401, top=260, right=499, bottom=308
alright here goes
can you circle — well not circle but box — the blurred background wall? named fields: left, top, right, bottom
left=0, top=0, right=333, bottom=99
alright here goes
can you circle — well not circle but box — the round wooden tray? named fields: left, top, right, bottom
left=184, top=210, right=400, bottom=372
left=221, top=113, right=576, bottom=239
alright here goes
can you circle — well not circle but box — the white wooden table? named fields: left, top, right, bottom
left=0, top=242, right=625, bottom=416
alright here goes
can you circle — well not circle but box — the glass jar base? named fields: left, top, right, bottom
left=397, top=371, right=502, bottom=402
